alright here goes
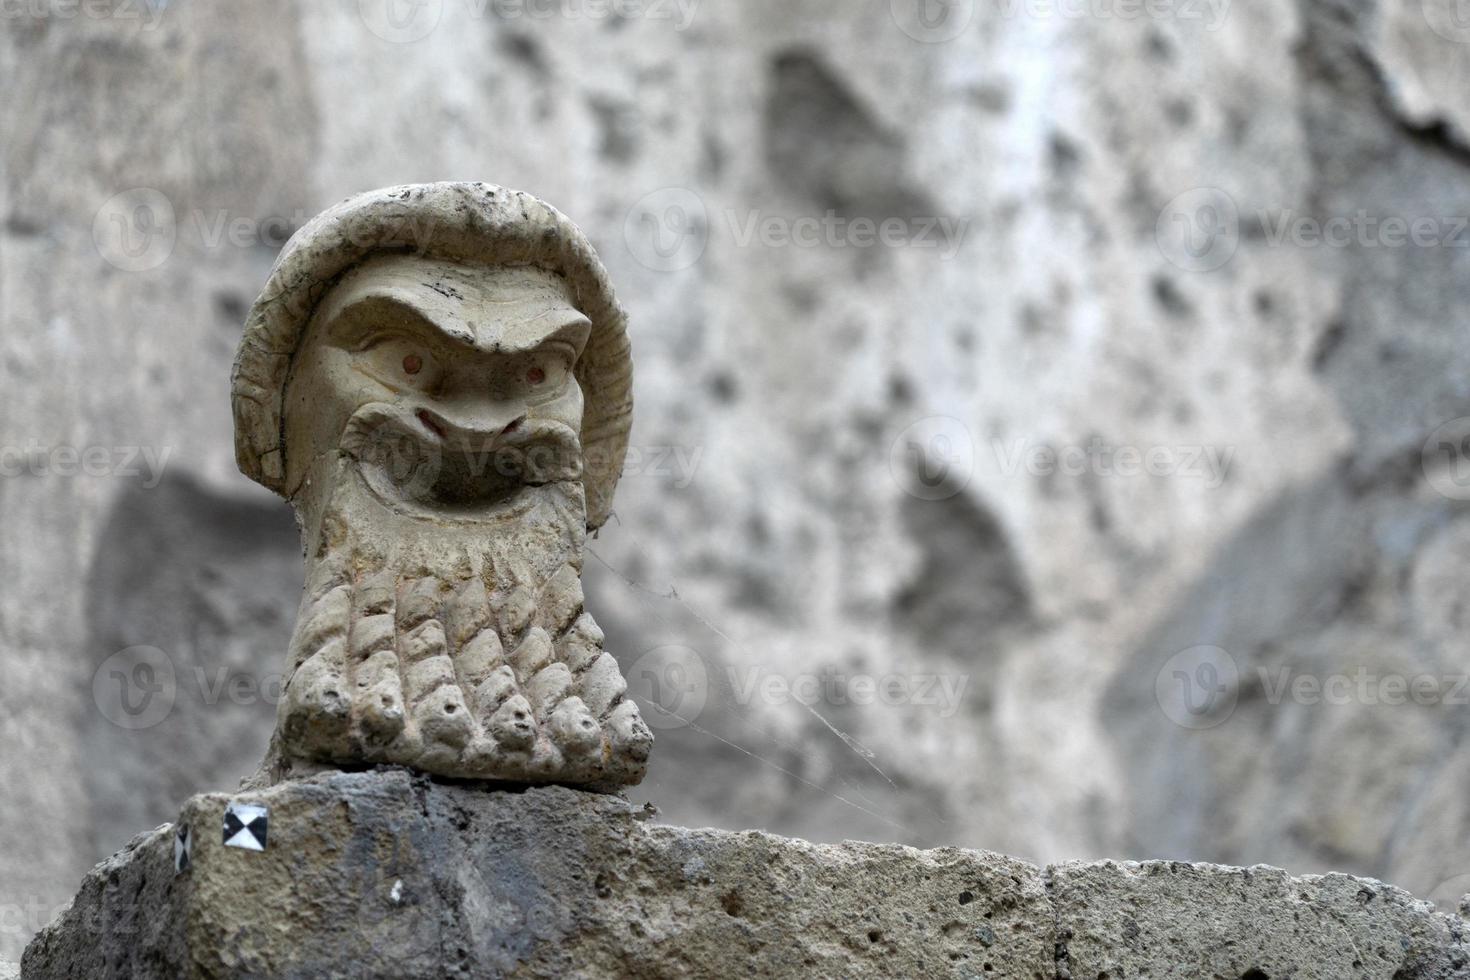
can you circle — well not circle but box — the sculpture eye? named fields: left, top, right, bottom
left=355, top=334, right=438, bottom=390
left=521, top=347, right=573, bottom=400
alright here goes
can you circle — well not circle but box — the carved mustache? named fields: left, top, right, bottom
left=341, top=403, right=585, bottom=503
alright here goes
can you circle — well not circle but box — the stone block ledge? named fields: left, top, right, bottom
left=20, top=770, right=1470, bottom=979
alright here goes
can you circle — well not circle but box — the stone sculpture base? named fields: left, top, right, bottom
left=21, top=769, right=1470, bottom=979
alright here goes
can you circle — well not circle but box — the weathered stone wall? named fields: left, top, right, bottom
left=20, top=770, right=1470, bottom=979
left=4, top=0, right=1470, bottom=965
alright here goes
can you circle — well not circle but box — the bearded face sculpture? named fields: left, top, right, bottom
left=232, top=184, right=651, bottom=789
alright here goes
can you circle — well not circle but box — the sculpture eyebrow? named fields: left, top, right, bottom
left=326, top=291, right=590, bottom=356
left=496, top=312, right=592, bottom=355
left=326, top=294, right=474, bottom=349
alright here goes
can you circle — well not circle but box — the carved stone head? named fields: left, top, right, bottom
left=232, top=184, right=651, bottom=789
left=284, top=257, right=591, bottom=519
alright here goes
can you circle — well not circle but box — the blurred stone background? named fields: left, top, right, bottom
left=4, top=0, right=1470, bottom=962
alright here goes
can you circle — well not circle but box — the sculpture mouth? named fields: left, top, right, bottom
left=340, top=403, right=583, bottom=519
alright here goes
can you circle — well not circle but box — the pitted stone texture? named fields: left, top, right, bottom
left=20, top=824, right=184, bottom=980
left=1051, top=860, right=1470, bottom=980
left=23, top=770, right=1051, bottom=979
left=22, top=771, right=1470, bottom=980
left=272, top=562, right=647, bottom=790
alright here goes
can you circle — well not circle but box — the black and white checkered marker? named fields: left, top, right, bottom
left=223, top=802, right=268, bottom=852
left=174, top=824, right=191, bottom=873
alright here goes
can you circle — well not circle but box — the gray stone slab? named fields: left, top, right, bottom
left=22, top=769, right=1470, bottom=978
left=1050, top=859, right=1470, bottom=980
left=22, top=769, right=1053, bottom=979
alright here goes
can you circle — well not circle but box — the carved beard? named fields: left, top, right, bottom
left=259, top=427, right=652, bottom=790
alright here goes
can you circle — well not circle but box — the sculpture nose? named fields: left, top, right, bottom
left=414, top=403, right=526, bottom=451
